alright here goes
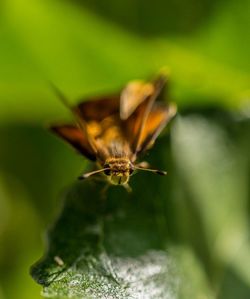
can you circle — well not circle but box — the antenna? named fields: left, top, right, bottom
left=134, top=166, right=167, bottom=176
left=78, top=168, right=110, bottom=180
left=49, top=82, right=72, bottom=109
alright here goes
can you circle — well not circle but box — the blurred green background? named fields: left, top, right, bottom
left=0, top=0, right=249, bottom=298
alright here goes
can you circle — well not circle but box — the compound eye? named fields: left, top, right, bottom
left=129, top=165, right=134, bottom=175
left=104, top=169, right=111, bottom=176
left=103, top=164, right=111, bottom=176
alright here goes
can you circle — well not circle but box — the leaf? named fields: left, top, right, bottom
left=31, top=178, right=180, bottom=298
left=30, top=126, right=214, bottom=299
left=30, top=108, right=250, bottom=298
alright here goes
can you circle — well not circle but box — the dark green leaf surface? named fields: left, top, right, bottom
left=31, top=185, right=179, bottom=298
left=31, top=109, right=250, bottom=298
left=31, top=136, right=182, bottom=299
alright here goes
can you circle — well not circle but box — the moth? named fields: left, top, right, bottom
left=50, top=74, right=177, bottom=190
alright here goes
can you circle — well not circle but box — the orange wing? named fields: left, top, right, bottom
left=50, top=74, right=175, bottom=163
left=120, top=81, right=154, bottom=120
left=50, top=89, right=129, bottom=163
left=120, top=75, right=167, bottom=120
left=137, top=102, right=177, bottom=153
left=75, top=95, right=119, bottom=121
left=122, top=75, right=169, bottom=154
left=50, top=124, right=97, bottom=161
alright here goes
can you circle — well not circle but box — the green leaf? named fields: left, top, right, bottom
left=30, top=109, right=250, bottom=298
left=31, top=178, right=181, bottom=298
left=30, top=129, right=212, bottom=299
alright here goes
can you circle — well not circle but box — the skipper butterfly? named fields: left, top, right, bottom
left=50, top=73, right=177, bottom=190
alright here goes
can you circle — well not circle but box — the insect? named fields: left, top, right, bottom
left=50, top=73, right=177, bottom=191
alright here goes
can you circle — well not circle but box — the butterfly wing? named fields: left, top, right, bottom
left=136, top=102, right=177, bottom=153
left=122, top=75, right=169, bottom=155
left=50, top=124, right=97, bottom=161
left=51, top=93, right=125, bottom=164
left=50, top=74, right=175, bottom=164
left=120, top=74, right=167, bottom=120
left=75, top=95, right=120, bottom=121
left=120, top=81, right=155, bottom=120
left=75, top=95, right=124, bottom=162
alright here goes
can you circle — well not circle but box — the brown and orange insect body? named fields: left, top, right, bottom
left=50, top=73, right=177, bottom=189
left=104, top=157, right=133, bottom=185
